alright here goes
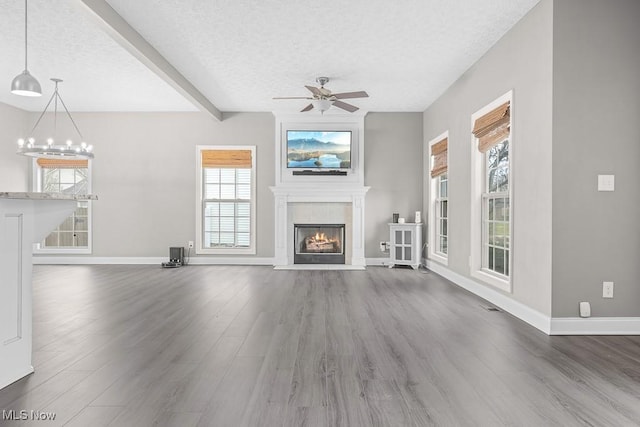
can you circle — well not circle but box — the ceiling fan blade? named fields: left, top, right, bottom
left=332, top=91, right=369, bottom=99
left=333, top=100, right=359, bottom=113
left=273, top=96, right=313, bottom=100
left=305, top=85, right=322, bottom=96
left=301, top=103, right=314, bottom=112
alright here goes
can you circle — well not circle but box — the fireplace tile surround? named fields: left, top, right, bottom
left=270, top=186, right=369, bottom=269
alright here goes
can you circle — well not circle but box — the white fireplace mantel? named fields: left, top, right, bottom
left=270, top=185, right=370, bottom=202
left=269, top=185, right=370, bottom=269
left=271, top=112, right=369, bottom=269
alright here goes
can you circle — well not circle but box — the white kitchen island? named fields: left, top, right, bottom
left=0, top=192, right=97, bottom=390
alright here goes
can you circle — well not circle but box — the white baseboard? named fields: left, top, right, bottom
left=33, top=256, right=275, bottom=266
left=0, top=366, right=33, bottom=391
left=550, top=317, right=640, bottom=335
left=426, top=260, right=552, bottom=334
left=425, top=260, right=640, bottom=336
left=35, top=256, right=390, bottom=267
left=188, top=257, right=275, bottom=265
left=366, top=257, right=391, bottom=266
left=274, top=264, right=366, bottom=271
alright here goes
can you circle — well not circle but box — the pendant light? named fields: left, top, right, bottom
left=17, top=78, right=94, bottom=159
left=11, top=0, right=41, bottom=97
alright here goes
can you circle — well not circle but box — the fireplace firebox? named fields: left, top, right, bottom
left=294, top=224, right=345, bottom=264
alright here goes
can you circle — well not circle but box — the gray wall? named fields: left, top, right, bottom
left=423, top=0, right=554, bottom=315
left=364, top=113, right=423, bottom=258
left=27, top=111, right=276, bottom=258
left=0, top=103, right=29, bottom=191
left=552, top=0, right=640, bottom=317
left=3, top=108, right=421, bottom=260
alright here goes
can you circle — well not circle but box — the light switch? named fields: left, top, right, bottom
left=598, top=174, right=615, bottom=191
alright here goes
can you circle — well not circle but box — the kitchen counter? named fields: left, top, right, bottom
left=0, top=192, right=97, bottom=200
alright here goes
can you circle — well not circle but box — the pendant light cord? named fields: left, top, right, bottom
left=24, top=0, right=28, bottom=70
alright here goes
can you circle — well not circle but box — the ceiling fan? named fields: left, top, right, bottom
left=273, top=77, right=369, bottom=113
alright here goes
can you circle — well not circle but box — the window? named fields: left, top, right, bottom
left=483, top=140, right=509, bottom=276
left=428, top=132, right=448, bottom=264
left=436, top=174, right=448, bottom=255
left=33, top=158, right=92, bottom=253
left=470, top=92, right=512, bottom=291
left=196, top=146, right=256, bottom=254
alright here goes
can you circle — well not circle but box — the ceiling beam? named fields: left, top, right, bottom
left=74, top=0, right=222, bottom=121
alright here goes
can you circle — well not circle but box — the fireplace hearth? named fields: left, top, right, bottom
left=294, top=224, right=345, bottom=264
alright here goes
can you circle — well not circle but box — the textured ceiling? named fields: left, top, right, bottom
left=0, top=0, right=540, bottom=113
left=0, top=0, right=196, bottom=112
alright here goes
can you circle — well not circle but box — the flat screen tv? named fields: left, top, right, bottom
left=287, top=130, right=352, bottom=169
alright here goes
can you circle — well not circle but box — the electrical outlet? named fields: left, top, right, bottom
left=379, top=241, right=387, bottom=252
left=597, top=175, right=615, bottom=191
left=579, top=302, right=591, bottom=318
left=188, top=241, right=194, bottom=249
left=603, top=281, right=614, bottom=298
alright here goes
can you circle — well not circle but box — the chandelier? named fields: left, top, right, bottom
left=17, top=78, right=94, bottom=159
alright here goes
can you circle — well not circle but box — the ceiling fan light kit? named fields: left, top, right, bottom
left=274, top=76, right=368, bottom=114
left=17, top=79, right=94, bottom=160
left=11, top=0, right=41, bottom=97
left=312, top=99, right=334, bottom=114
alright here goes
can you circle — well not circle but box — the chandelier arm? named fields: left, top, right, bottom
left=57, top=95, right=84, bottom=140
left=54, top=91, right=58, bottom=136
left=29, top=90, right=57, bottom=135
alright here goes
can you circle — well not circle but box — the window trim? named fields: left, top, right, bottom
left=470, top=91, right=513, bottom=292
left=435, top=176, right=449, bottom=257
left=427, top=131, right=449, bottom=266
left=32, top=159, right=93, bottom=255
left=195, top=145, right=257, bottom=255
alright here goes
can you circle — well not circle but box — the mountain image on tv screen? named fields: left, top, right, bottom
left=287, top=130, right=352, bottom=169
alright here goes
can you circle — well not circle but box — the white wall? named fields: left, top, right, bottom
left=0, top=103, right=29, bottom=191
left=423, top=0, right=554, bottom=316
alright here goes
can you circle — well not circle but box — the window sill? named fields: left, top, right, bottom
left=471, top=269, right=511, bottom=293
left=428, top=252, right=448, bottom=267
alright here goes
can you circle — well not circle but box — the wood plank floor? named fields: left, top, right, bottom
left=1, top=265, right=640, bottom=426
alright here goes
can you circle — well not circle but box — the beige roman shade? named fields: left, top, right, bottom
left=430, top=138, right=448, bottom=178
left=36, top=158, right=88, bottom=169
left=201, top=149, right=252, bottom=168
left=472, top=101, right=510, bottom=153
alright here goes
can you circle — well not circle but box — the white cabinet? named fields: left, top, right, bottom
left=0, top=193, right=94, bottom=390
left=389, top=223, right=422, bottom=269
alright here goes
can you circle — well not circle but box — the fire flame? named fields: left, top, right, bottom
left=314, top=232, right=327, bottom=242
